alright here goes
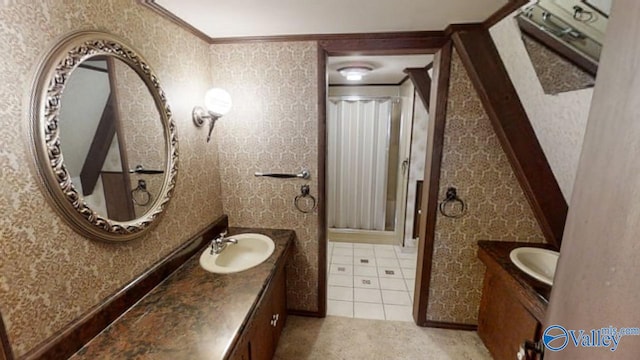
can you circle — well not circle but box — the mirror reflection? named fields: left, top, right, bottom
left=59, top=57, right=166, bottom=222
left=516, top=0, right=609, bottom=94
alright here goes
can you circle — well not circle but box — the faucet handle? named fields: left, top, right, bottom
left=218, top=230, right=228, bottom=238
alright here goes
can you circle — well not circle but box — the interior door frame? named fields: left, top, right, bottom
left=317, top=33, right=447, bottom=323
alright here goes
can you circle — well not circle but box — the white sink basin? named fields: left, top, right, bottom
left=509, top=247, right=559, bottom=286
left=199, top=233, right=275, bottom=274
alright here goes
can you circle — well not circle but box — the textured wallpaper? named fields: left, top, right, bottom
left=0, top=0, right=223, bottom=356
left=426, top=50, right=546, bottom=324
left=490, top=15, right=593, bottom=200
left=521, top=34, right=595, bottom=95
left=210, top=42, right=320, bottom=312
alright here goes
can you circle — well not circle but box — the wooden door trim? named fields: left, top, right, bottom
left=412, top=41, right=452, bottom=325
left=317, top=33, right=444, bottom=319
left=404, top=67, right=432, bottom=112
left=316, top=44, right=328, bottom=317
left=0, top=309, right=13, bottom=360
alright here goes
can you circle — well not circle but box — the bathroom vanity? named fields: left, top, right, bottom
left=476, top=241, right=554, bottom=360
left=70, top=228, right=293, bottom=360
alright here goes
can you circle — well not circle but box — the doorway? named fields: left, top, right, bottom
left=326, top=55, right=432, bottom=248
left=324, top=54, right=432, bottom=321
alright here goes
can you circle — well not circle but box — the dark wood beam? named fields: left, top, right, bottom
left=0, top=309, right=13, bottom=360
left=413, top=41, right=452, bottom=325
left=316, top=44, right=328, bottom=317
left=318, top=32, right=446, bottom=55
left=404, top=67, right=432, bottom=112
left=79, top=93, right=117, bottom=196
left=451, top=28, right=568, bottom=248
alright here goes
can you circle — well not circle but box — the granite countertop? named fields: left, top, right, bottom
left=477, top=241, right=555, bottom=323
left=70, top=227, right=294, bottom=360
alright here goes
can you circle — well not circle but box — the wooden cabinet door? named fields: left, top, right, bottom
left=228, top=336, right=250, bottom=360
left=230, top=259, right=289, bottom=360
left=271, top=265, right=287, bottom=346
left=249, top=297, right=275, bottom=360
left=478, top=271, right=539, bottom=360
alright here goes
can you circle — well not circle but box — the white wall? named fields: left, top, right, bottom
left=404, top=91, right=428, bottom=246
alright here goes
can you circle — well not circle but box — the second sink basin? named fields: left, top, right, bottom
left=509, top=247, right=559, bottom=286
left=200, top=233, right=275, bottom=274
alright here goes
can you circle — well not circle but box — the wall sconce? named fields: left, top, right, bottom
left=192, top=88, right=232, bottom=142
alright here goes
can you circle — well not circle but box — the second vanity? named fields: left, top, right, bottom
left=477, top=241, right=555, bottom=360
left=70, top=228, right=294, bottom=360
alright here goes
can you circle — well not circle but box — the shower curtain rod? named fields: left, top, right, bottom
left=328, top=96, right=401, bottom=102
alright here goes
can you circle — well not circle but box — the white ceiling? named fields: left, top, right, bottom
left=155, top=0, right=508, bottom=39
left=328, top=55, right=433, bottom=85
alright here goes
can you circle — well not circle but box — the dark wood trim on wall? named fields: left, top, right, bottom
left=21, top=216, right=229, bottom=360
left=317, top=45, right=328, bottom=318
left=483, top=0, right=529, bottom=29
left=0, top=309, right=13, bottom=360
left=404, top=67, right=432, bottom=111
left=413, top=41, right=452, bottom=326
left=215, top=31, right=447, bottom=46
left=318, top=33, right=446, bottom=55
left=451, top=28, right=568, bottom=248
left=138, top=0, right=212, bottom=43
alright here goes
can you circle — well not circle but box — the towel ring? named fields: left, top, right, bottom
left=294, top=185, right=316, bottom=213
left=131, top=179, right=152, bottom=206
left=439, top=187, right=465, bottom=218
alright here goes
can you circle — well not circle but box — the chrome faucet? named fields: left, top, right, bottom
left=210, top=231, right=238, bottom=255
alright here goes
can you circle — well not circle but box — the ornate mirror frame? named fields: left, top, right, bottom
left=28, top=31, right=178, bottom=242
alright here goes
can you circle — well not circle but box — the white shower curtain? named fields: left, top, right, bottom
left=327, top=98, right=392, bottom=231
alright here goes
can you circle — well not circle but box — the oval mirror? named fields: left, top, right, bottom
left=29, top=31, right=178, bottom=242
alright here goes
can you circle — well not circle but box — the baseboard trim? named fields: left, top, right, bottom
left=420, top=320, right=478, bottom=331
left=21, top=215, right=228, bottom=360
left=288, top=309, right=325, bottom=318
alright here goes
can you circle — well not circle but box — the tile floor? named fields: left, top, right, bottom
left=327, top=241, right=418, bottom=322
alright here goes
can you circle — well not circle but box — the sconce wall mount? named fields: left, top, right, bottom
left=193, top=88, right=232, bottom=142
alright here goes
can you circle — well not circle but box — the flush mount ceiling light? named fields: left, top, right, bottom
left=338, top=65, right=373, bottom=81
